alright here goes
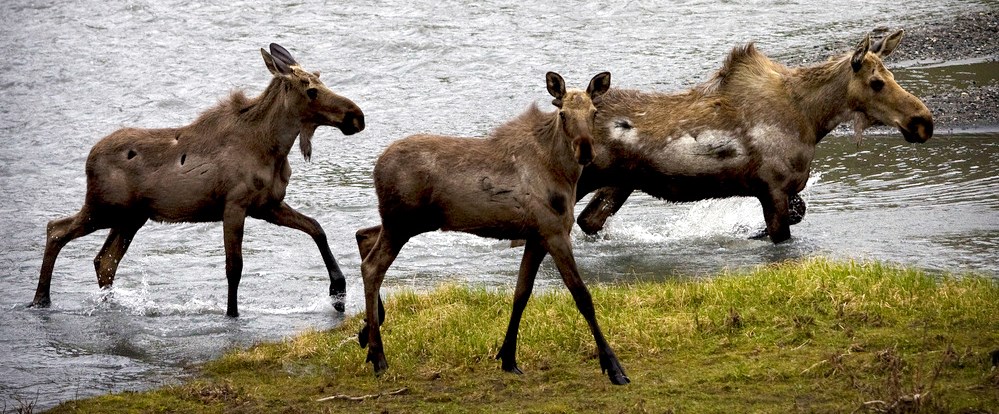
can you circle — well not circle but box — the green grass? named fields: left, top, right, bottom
left=46, top=258, right=999, bottom=413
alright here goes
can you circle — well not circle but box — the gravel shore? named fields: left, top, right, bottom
left=782, top=9, right=998, bottom=133
left=892, top=9, right=999, bottom=132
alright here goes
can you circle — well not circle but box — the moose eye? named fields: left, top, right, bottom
left=870, top=79, right=885, bottom=92
left=559, top=111, right=566, bottom=122
left=306, top=88, right=318, bottom=100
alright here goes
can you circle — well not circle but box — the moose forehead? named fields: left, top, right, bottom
left=562, top=90, right=594, bottom=110
left=290, top=66, right=322, bottom=83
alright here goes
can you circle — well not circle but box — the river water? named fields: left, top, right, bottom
left=1, top=0, right=996, bottom=409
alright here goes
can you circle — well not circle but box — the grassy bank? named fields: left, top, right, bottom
left=48, top=259, right=999, bottom=413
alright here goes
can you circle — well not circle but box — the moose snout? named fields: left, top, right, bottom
left=574, top=136, right=594, bottom=166
left=901, top=114, right=933, bottom=143
left=339, top=111, right=365, bottom=136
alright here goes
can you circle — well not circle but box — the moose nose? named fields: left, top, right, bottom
left=903, top=115, right=933, bottom=143
left=340, top=111, right=365, bottom=135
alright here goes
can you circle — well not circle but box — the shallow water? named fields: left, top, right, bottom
left=1, top=0, right=996, bottom=409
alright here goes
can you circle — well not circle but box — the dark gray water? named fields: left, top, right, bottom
left=1, top=0, right=996, bottom=410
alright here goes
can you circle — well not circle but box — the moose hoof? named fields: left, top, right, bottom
left=28, top=297, right=51, bottom=308
left=358, top=324, right=369, bottom=348
left=609, top=371, right=631, bottom=385
left=332, top=293, right=346, bottom=313
left=502, top=365, right=524, bottom=375
left=367, top=351, right=388, bottom=375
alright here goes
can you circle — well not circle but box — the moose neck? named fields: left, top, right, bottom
left=243, top=77, right=304, bottom=158
left=787, top=57, right=854, bottom=142
left=536, top=113, right=582, bottom=184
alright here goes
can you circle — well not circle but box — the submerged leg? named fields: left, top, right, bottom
left=576, top=187, right=633, bottom=235
left=359, top=226, right=407, bottom=375
left=93, top=219, right=147, bottom=289
left=31, top=210, right=103, bottom=308
left=223, top=204, right=247, bottom=318
left=760, top=190, right=791, bottom=244
left=788, top=193, right=806, bottom=226
left=255, top=202, right=347, bottom=312
left=543, top=233, right=629, bottom=385
left=496, top=238, right=546, bottom=374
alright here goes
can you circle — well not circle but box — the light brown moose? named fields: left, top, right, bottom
left=354, top=72, right=630, bottom=385
left=575, top=30, right=934, bottom=242
left=30, top=44, right=364, bottom=317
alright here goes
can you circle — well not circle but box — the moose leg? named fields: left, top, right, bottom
left=788, top=193, right=806, bottom=226
left=31, top=210, right=103, bottom=308
left=255, top=202, right=347, bottom=312
left=355, top=225, right=382, bottom=260
left=93, top=219, right=146, bottom=289
left=576, top=187, right=633, bottom=235
left=543, top=234, right=629, bottom=385
left=355, top=225, right=386, bottom=343
left=359, top=227, right=407, bottom=374
left=222, top=205, right=247, bottom=318
left=496, top=238, right=546, bottom=374
left=760, top=191, right=791, bottom=244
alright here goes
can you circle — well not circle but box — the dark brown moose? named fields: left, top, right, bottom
left=575, top=30, right=933, bottom=243
left=354, top=72, right=630, bottom=385
left=30, top=44, right=364, bottom=317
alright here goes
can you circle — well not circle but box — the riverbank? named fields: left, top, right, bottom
left=42, top=259, right=999, bottom=413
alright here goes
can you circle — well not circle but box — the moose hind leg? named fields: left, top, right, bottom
left=359, top=228, right=408, bottom=375
left=93, top=220, right=146, bottom=289
left=542, top=234, right=630, bottom=385
left=32, top=211, right=103, bottom=308
left=223, top=205, right=247, bottom=318
left=760, top=191, right=791, bottom=244
left=496, top=239, right=546, bottom=374
left=255, top=202, right=347, bottom=312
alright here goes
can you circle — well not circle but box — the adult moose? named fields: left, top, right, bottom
left=354, top=72, right=630, bottom=385
left=575, top=30, right=933, bottom=243
left=29, top=44, right=364, bottom=317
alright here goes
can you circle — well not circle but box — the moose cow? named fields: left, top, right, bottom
left=575, top=30, right=933, bottom=242
left=30, top=44, right=364, bottom=317
left=355, top=72, right=630, bottom=385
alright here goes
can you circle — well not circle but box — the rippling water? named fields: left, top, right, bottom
left=1, top=0, right=995, bottom=409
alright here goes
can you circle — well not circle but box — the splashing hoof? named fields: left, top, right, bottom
left=332, top=293, right=346, bottom=313
left=28, top=297, right=51, bottom=308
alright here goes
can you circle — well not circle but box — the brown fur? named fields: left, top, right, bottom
left=576, top=30, right=933, bottom=243
left=353, top=72, right=629, bottom=385
left=30, top=44, right=365, bottom=317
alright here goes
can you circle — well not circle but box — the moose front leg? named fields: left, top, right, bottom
left=496, top=238, right=546, bottom=374
left=542, top=233, right=629, bottom=385
left=576, top=187, right=633, bottom=235
left=223, top=205, right=247, bottom=318
left=254, top=202, right=347, bottom=312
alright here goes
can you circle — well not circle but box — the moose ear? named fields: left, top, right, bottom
left=587, top=71, right=611, bottom=101
left=261, top=48, right=292, bottom=76
left=872, top=29, right=904, bottom=57
left=269, top=43, right=299, bottom=67
left=546, top=71, right=566, bottom=106
left=851, top=33, right=871, bottom=72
